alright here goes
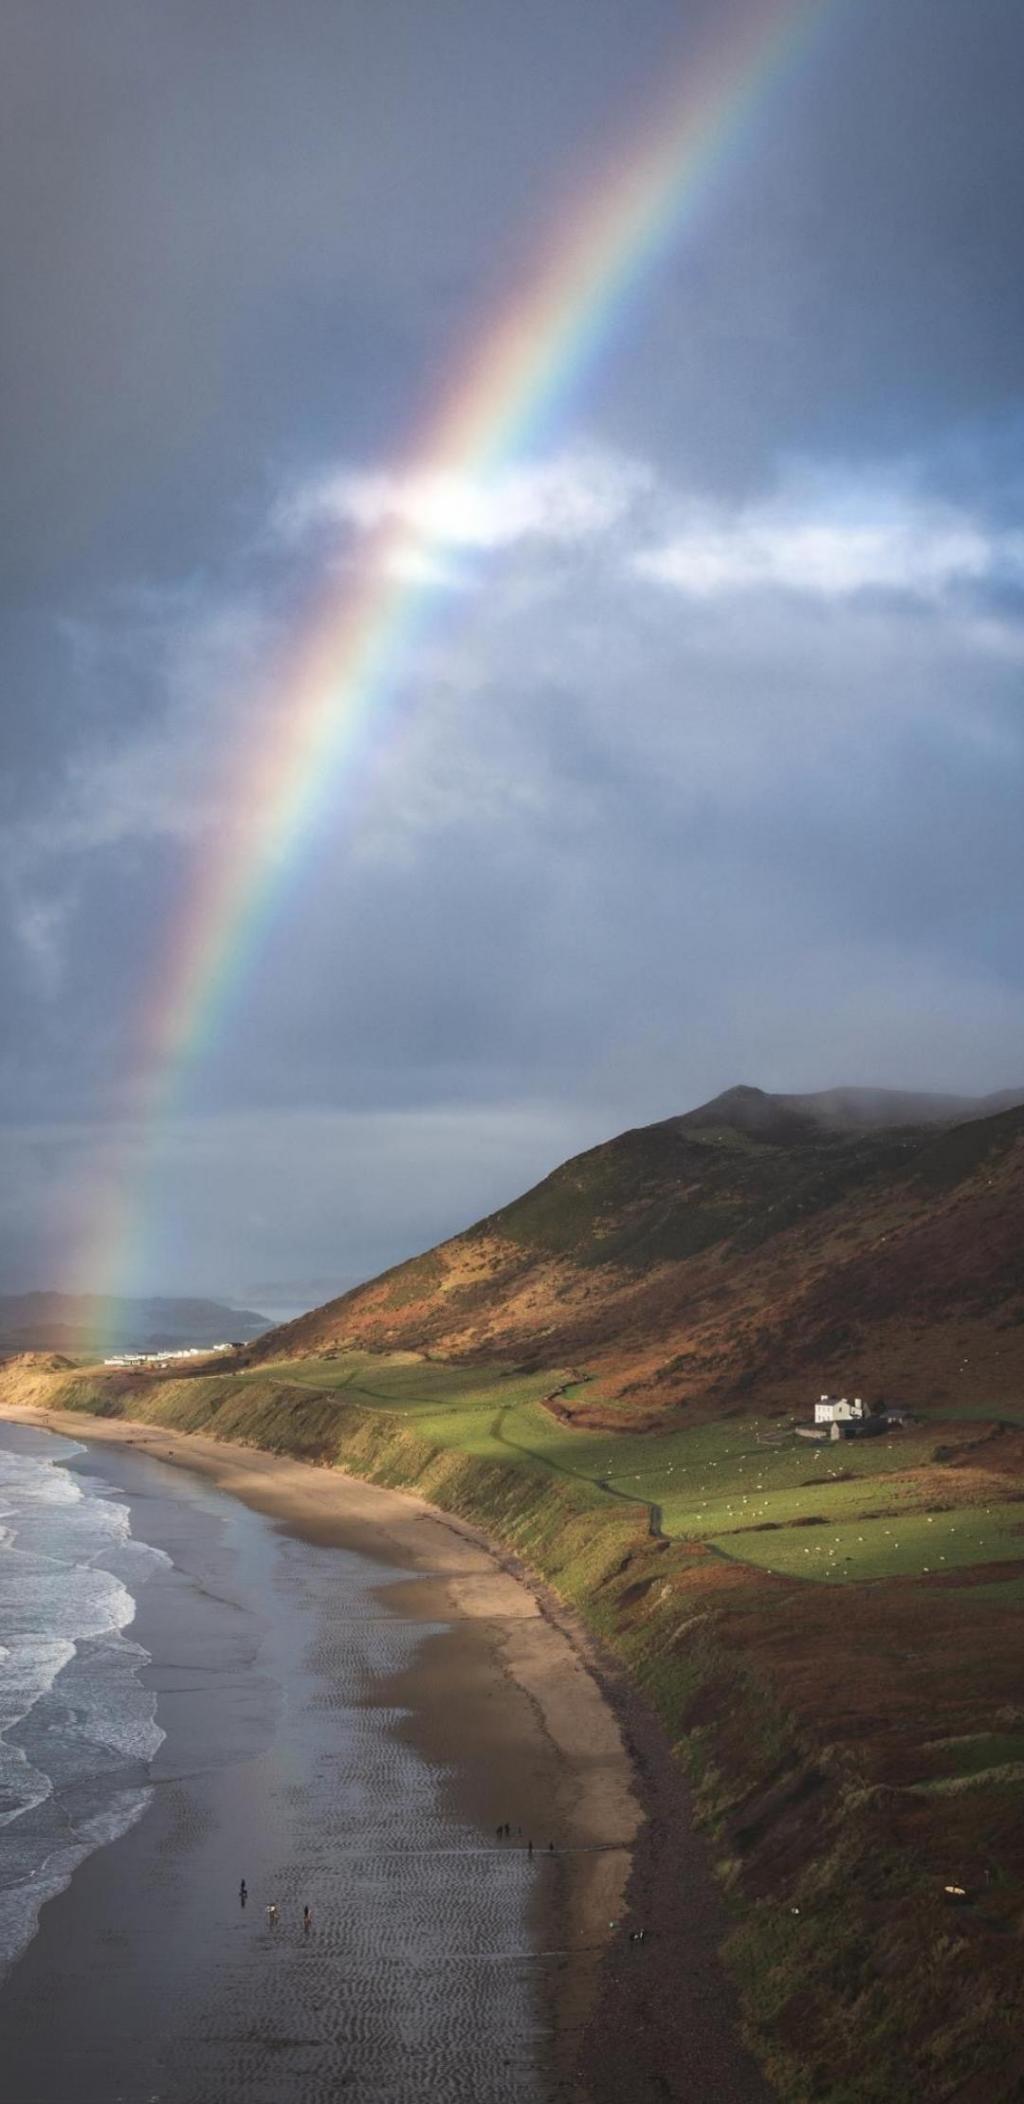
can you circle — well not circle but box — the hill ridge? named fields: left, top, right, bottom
left=252, top=1084, right=1024, bottom=1420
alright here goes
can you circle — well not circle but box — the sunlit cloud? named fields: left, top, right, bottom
left=13, top=444, right=1024, bottom=908
left=275, top=448, right=653, bottom=556
left=633, top=471, right=1024, bottom=601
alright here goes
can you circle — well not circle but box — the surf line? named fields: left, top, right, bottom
left=74, top=0, right=841, bottom=1335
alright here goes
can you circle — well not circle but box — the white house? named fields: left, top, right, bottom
left=814, top=1394, right=866, bottom=1426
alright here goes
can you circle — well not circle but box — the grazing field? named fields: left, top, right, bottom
left=711, top=1500, right=1024, bottom=1584
left=238, top=1353, right=1024, bottom=1591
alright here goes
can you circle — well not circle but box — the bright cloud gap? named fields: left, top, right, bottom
left=274, top=449, right=653, bottom=559
left=634, top=479, right=1024, bottom=601
left=275, top=446, right=1024, bottom=604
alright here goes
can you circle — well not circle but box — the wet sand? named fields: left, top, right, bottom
left=0, top=1405, right=771, bottom=2102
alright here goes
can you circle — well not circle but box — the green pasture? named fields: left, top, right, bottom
left=222, top=1352, right=1024, bottom=1588
left=710, top=1501, right=1024, bottom=1584
left=244, top=1355, right=620, bottom=1507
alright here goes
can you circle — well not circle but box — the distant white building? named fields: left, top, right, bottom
left=795, top=1392, right=902, bottom=1443
left=102, top=1342, right=235, bottom=1369
left=814, top=1394, right=866, bottom=1426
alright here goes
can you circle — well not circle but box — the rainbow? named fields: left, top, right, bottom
left=75, top=0, right=837, bottom=1332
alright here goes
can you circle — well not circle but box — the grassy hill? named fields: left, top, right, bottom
left=252, top=1085, right=1024, bottom=1419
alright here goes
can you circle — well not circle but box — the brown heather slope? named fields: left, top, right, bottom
left=251, top=1085, right=1024, bottom=1418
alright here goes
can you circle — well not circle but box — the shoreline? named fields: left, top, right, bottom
left=0, top=1404, right=641, bottom=2097
left=0, top=1401, right=771, bottom=2103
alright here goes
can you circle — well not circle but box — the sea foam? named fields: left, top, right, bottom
left=0, top=1434, right=168, bottom=1976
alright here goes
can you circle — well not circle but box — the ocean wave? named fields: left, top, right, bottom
left=0, top=1437, right=167, bottom=1976
left=0, top=1784, right=153, bottom=1977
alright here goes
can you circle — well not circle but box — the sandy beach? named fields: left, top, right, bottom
left=0, top=1404, right=770, bottom=2102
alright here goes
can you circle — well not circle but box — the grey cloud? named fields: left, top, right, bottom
left=0, top=0, right=684, bottom=593
left=6, top=440, right=1024, bottom=1139
left=0, top=1102, right=610, bottom=1298
left=3, top=0, right=1024, bottom=1296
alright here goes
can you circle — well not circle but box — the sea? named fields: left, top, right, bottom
left=0, top=1419, right=550, bottom=2101
left=0, top=1421, right=168, bottom=1979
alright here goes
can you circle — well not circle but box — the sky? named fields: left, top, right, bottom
left=2, top=0, right=1023, bottom=1316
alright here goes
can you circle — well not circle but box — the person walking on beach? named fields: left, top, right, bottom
left=239, top=1879, right=247, bottom=1906
left=303, top=1905, right=312, bottom=1934
left=266, top=1903, right=278, bottom=1928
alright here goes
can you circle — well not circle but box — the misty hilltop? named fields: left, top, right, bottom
left=675, top=1083, right=1024, bottom=1136
left=252, top=1085, right=1024, bottom=1418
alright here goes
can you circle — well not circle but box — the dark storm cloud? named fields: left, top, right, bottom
left=4, top=0, right=1020, bottom=590
left=2, top=0, right=1024, bottom=1295
left=595, top=0, right=1024, bottom=480
left=160, top=470, right=1024, bottom=1129
left=0, top=0, right=685, bottom=594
